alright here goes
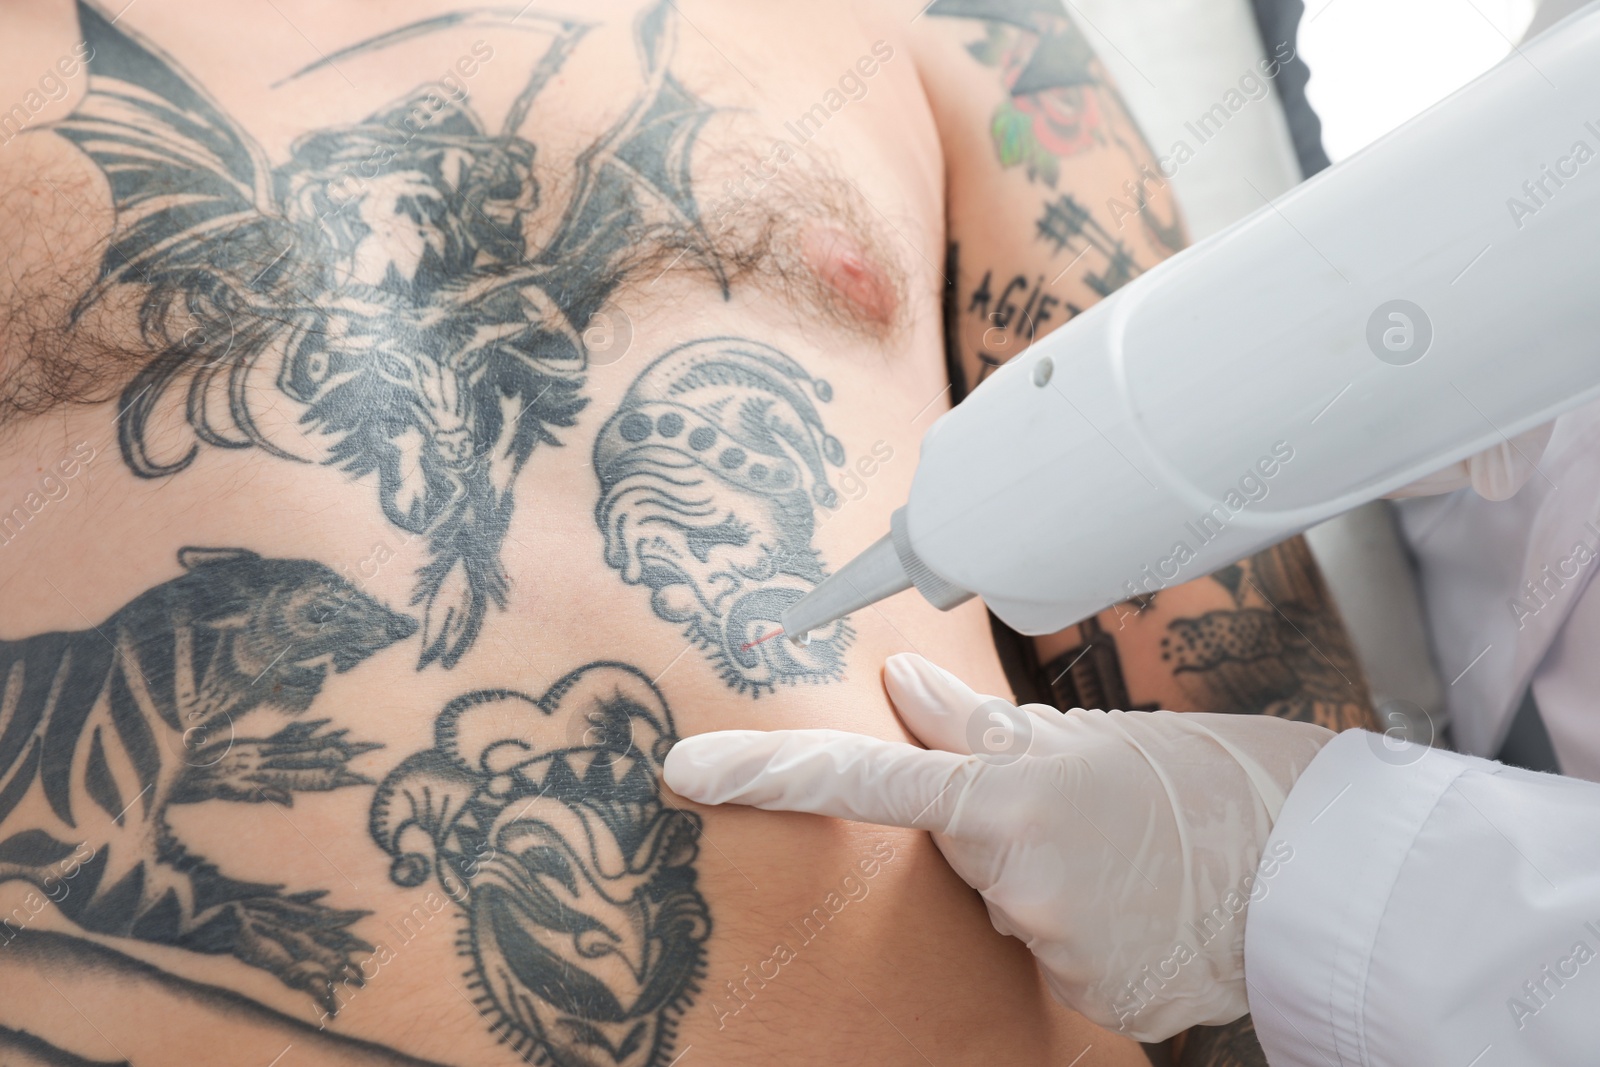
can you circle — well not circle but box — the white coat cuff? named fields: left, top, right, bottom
left=1242, top=729, right=1473, bottom=1065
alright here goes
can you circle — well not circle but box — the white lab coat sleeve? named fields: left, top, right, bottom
left=1244, top=729, right=1600, bottom=1065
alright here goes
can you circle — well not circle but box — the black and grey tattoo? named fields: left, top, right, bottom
left=0, top=1022, right=125, bottom=1067
left=966, top=268, right=1067, bottom=339
left=0, top=547, right=414, bottom=1013
left=594, top=338, right=854, bottom=695
left=1175, top=1015, right=1270, bottom=1067
left=1039, top=540, right=1374, bottom=730
left=963, top=264, right=1076, bottom=387
left=370, top=662, right=710, bottom=1067
left=1162, top=539, right=1376, bottom=731
left=1041, top=616, right=1150, bottom=712
left=1034, top=193, right=1144, bottom=297
left=52, top=0, right=724, bottom=668
left=1, top=929, right=452, bottom=1066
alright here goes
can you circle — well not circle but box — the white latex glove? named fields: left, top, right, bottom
left=1388, top=422, right=1554, bottom=500
left=663, top=653, right=1335, bottom=1041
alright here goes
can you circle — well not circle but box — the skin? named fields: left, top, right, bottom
left=0, top=1, right=1147, bottom=1064
left=0, top=2, right=1370, bottom=1064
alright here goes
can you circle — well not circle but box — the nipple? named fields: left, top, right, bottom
left=801, top=223, right=898, bottom=329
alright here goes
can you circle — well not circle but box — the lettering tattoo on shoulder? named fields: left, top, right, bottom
left=593, top=338, right=855, bottom=695
left=0, top=547, right=415, bottom=1013
left=370, top=663, right=710, bottom=1067
left=49, top=0, right=725, bottom=670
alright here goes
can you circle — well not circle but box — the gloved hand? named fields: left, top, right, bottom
left=663, top=653, right=1335, bottom=1041
left=1390, top=421, right=1555, bottom=500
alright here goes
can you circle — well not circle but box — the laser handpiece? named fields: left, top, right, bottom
left=781, top=4, right=1600, bottom=641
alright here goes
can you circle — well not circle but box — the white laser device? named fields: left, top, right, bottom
left=781, top=4, right=1600, bottom=640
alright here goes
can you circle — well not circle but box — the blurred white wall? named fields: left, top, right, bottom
left=1071, top=0, right=1305, bottom=238
left=1300, top=0, right=1536, bottom=161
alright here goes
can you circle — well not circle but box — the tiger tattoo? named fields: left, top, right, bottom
left=0, top=547, right=416, bottom=1013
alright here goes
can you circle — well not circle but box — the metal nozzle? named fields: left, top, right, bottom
left=780, top=532, right=910, bottom=639
left=780, top=507, right=974, bottom=639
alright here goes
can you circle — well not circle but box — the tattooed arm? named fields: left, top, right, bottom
left=903, top=1, right=1372, bottom=727
left=908, top=9, right=1374, bottom=1063
left=905, top=0, right=1185, bottom=399
left=903, top=1, right=1374, bottom=728
left=1039, top=538, right=1378, bottom=730
left=908, top=4, right=1369, bottom=726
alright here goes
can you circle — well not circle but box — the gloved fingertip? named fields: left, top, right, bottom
left=885, top=652, right=936, bottom=678
left=884, top=653, right=993, bottom=753
left=884, top=653, right=965, bottom=714
left=1469, top=427, right=1551, bottom=501
left=662, top=731, right=770, bottom=803
left=882, top=652, right=926, bottom=694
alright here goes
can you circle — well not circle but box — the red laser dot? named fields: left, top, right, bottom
left=740, top=630, right=783, bottom=652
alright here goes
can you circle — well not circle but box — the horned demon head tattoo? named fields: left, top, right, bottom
left=52, top=0, right=724, bottom=669
left=369, top=663, right=709, bottom=1067
left=594, top=338, right=855, bottom=696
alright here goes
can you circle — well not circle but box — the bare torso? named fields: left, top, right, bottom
left=0, top=1, right=1148, bottom=1063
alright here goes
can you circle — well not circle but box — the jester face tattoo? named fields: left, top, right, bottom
left=594, top=338, right=855, bottom=695
left=370, top=663, right=710, bottom=1067
left=53, top=0, right=724, bottom=669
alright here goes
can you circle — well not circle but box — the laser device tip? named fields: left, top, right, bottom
left=779, top=532, right=913, bottom=638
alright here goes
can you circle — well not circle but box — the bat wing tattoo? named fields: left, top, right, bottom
left=53, top=0, right=725, bottom=669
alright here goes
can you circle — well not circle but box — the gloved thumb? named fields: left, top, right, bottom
left=1388, top=421, right=1554, bottom=500
left=663, top=728, right=981, bottom=833
left=882, top=652, right=994, bottom=755
left=1467, top=421, right=1555, bottom=500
